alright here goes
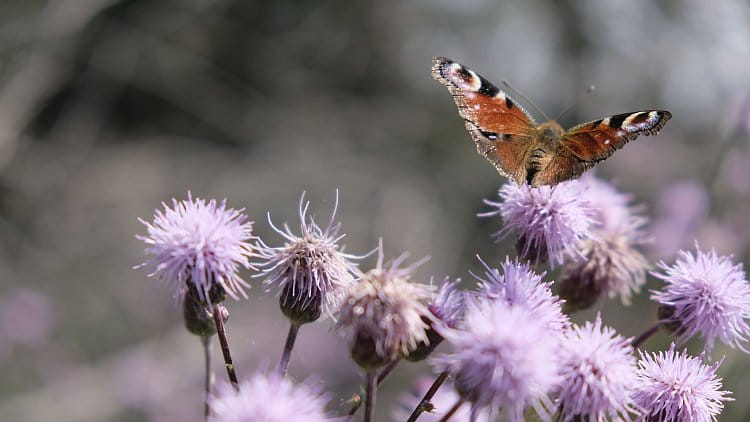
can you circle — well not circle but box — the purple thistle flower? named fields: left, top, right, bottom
left=633, top=345, right=732, bottom=422
left=428, top=277, right=464, bottom=328
left=559, top=175, right=650, bottom=311
left=254, top=191, right=367, bottom=323
left=136, top=193, right=254, bottom=303
left=474, top=256, right=569, bottom=332
left=651, top=244, right=750, bottom=354
left=432, top=297, right=560, bottom=421
left=406, top=277, right=465, bottom=362
left=555, top=315, right=638, bottom=421
left=334, top=244, right=434, bottom=368
left=209, top=371, right=334, bottom=422
left=480, top=181, right=596, bottom=267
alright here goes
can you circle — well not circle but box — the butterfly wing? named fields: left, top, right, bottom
left=531, top=110, right=672, bottom=186
left=432, top=57, right=537, bottom=184
left=562, top=110, right=672, bottom=163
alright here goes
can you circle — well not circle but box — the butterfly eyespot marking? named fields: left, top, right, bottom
left=445, top=63, right=482, bottom=92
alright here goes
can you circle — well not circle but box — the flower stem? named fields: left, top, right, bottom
left=277, top=322, right=301, bottom=376
left=213, top=303, right=240, bottom=391
left=632, top=322, right=662, bottom=349
left=201, top=335, right=212, bottom=421
left=437, top=398, right=465, bottom=422
left=364, top=369, right=377, bottom=422
left=345, top=359, right=401, bottom=417
left=406, top=371, right=450, bottom=422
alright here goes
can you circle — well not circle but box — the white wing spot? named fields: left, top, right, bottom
left=474, top=104, right=480, bottom=110
left=604, top=139, right=611, bottom=145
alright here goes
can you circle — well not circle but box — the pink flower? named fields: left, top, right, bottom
left=136, top=193, right=254, bottom=302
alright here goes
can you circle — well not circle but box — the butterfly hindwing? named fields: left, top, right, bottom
left=562, top=110, right=672, bottom=163
left=432, top=57, right=536, bottom=183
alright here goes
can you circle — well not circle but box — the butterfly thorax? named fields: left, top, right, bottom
left=536, top=120, right=565, bottom=145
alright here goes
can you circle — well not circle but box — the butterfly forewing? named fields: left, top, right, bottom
left=432, top=57, right=536, bottom=183
left=562, top=111, right=672, bottom=162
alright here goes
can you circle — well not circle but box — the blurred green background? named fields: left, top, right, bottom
left=0, top=0, right=749, bottom=421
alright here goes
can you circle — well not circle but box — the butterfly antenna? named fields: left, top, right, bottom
left=501, top=80, right=550, bottom=121
left=555, top=84, right=596, bottom=122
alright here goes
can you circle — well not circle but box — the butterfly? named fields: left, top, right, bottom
left=432, top=56, right=672, bottom=187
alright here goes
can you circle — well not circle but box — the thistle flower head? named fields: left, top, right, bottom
left=555, top=315, right=638, bottom=421
left=560, top=176, right=650, bottom=311
left=651, top=244, right=750, bottom=354
left=428, top=277, right=464, bottom=328
left=209, top=372, right=334, bottom=422
left=474, top=256, right=568, bottom=332
left=633, top=345, right=732, bottom=422
left=480, top=181, right=596, bottom=267
left=405, top=277, right=465, bottom=362
left=254, top=191, right=365, bottom=323
left=136, top=193, right=254, bottom=303
left=334, top=245, right=433, bottom=368
left=432, top=298, right=560, bottom=421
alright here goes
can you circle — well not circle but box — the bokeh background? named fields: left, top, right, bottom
left=1, top=0, right=749, bottom=421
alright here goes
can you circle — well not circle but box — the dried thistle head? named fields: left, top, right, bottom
left=334, top=244, right=433, bottom=369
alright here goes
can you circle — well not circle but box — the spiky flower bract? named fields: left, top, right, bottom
left=406, top=277, right=465, bottom=362
left=432, top=297, right=560, bottom=421
left=560, top=175, right=650, bottom=311
left=480, top=181, right=596, bottom=267
left=474, top=256, right=568, bottom=332
left=633, top=345, right=732, bottom=422
left=555, top=315, right=638, bottom=421
left=334, top=246, right=433, bottom=369
left=651, top=244, right=750, bottom=354
left=209, top=372, right=334, bottom=422
left=394, top=378, right=490, bottom=422
left=254, top=191, right=365, bottom=323
left=136, top=193, right=254, bottom=303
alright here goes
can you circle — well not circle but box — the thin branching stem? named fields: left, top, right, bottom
left=406, top=371, right=450, bottom=422
left=277, top=322, right=301, bottom=376
left=364, top=370, right=377, bottom=422
left=632, top=322, right=662, bottom=349
left=345, top=359, right=401, bottom=417
left=213, top=303, right=240, bottom=391
left=201, top=335, right=212, bottom=421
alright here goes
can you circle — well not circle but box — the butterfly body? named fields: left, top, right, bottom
left=432, top=56, right=672, bottom=187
